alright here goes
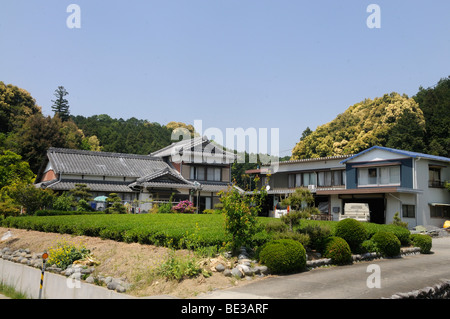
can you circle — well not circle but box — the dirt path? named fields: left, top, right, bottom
left=0, top=227, right=266, bottom=298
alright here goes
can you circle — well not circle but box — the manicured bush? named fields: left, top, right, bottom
left=259, top=239, right=306, bottom=274
left=371, top=231, right=401, bottom=257
left=410, top=234, right=432, bottom=254
left=361, top=239, right=379, bottom=253
left=323, top=236, right=352, bottom=265
left=298, top=224, right=332, bottom=252
left=272, top=231, right=311, bottom=248
left=334, top=218, right=368, bottom=252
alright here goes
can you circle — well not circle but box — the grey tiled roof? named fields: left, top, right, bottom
left=43, top=180, right=136, bottom=193
left=47, top=148, right=169, bottom=177
left=150, top=136, right=236, bottom=160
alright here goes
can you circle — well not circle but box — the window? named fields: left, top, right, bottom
left=190, top=166, right=206, bottom=180
left=429, top=167, right=442, bottom=187
left=207, top=167, right=221, bottom=181
left=358, top=166, right=401, bottom=187
left=318, top=171, right=332, bottom=187
left=402, top=205, right=415, bottom=218
left=430, top=205, right=450, bottom=218
left=303, top=172, right=316, bottom=186
left=333, top=170, right=343, bottom=186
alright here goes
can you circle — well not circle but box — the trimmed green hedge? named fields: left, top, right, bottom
left=371, top=231, right=401, bottom=257
left=259, top=239, right=306, bottom=274
left=334, top=219, right=368, bottom=252
left=410, top=234, right=432, bottom=254
left=323, top=236, right=352, bottom=265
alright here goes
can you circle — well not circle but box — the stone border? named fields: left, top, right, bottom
left=306, top=247, right=421, bottom=270
left=386, top=279, right=450, bottom=299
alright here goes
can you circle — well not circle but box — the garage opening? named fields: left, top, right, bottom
left=340, top=194, right=385, bottom=224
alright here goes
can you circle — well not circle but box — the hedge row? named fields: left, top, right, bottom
left=1, top=214, right=271, bottom=250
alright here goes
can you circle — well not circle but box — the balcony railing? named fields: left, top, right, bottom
left=429, top=180, right=445, bottom=188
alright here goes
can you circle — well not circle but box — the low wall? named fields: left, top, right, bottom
left=0, top=259, right=135, bottom=299
left=387, top=280, right=450, bottom=299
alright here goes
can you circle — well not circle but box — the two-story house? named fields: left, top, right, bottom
left=36, top=136, right=236, bottom=213
left=255, top=146, right=450, bottom=228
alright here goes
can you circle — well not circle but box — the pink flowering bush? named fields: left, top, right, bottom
left=173, top=200, right=196, bottom=214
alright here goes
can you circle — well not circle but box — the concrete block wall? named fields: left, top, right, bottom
left=0, top=259, right=134, bottom=299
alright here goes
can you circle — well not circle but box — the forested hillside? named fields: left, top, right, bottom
left=291, top=76, right=450, bottom=160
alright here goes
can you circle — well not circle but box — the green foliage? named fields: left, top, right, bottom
left=46, top=239, right=91, bottom=270
left=297, top=223, right=332, bottom=252
left=291, top=92, right=426, bottom=159
left=413, top=76, right=450, bottom=157
left=370, top=231, right=401, bottom=257
left=392, top=212, right=408, bottom=229
left=219, top=182, right=267, bottom=250
left=280, top=210, right=304, bottom=231
left=364, top=223, right=411, bottom=246
left=53, top=192, right=74, bottom=211
left=71, top=114, right=174, bottom=156
left=156, top=251, right=202, bottom=281
left=51, top=86, right=71, bottom=122
left=410, top=234, right=432, bottom=254
left=34, top=210, right=104, bottom=216
left=272, top=231, right=310, bottom=247
left=323, top=236, right=352, bottom=265
left=5, top=183, right=54, bottom=215
left=259, top=239, right=306, bottom=274
left=0, top=82, right=41, bottom=134
left=0, top=150, right=35, bottom=189
left=1, top=214, right=233, bottom=250
left=70, top=184, right=92, bottom=202
left=281, top=188, right=314, bottom=212
left=334, top=218, right=368, bottom=252
left=104, top=193, right=126, bottom=214
left=157, top=202, right=174, bottom=214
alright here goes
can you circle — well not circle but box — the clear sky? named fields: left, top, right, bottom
left=1, top=1, right=449, bottom=157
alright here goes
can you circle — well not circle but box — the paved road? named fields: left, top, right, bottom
left=199, top=237, right=450, bottom=299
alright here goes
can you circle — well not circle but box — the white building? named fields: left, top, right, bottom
left=255, top=146, right=450, bottom=228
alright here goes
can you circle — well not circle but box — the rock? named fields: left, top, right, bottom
left=215, top=263, right=225, bottom=272
left=107, top=281, right=118, bottom=290
left=223, top=269, right=231, bottom=277
left=231, top=267, right=244, bottom=278
left=115, top=285, right=126, bottom=293
left=70, top=272, right=82, bottom=281
left=85, top=276, right=95, bottom=284
left=81, top=267, right=94, bottom=274
left=256, top=265, right=269, bottom=275
left=64, top=267, right=75, bottom=276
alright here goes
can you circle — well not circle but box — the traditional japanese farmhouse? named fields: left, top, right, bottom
left=36, top=136, right=236, bottom=212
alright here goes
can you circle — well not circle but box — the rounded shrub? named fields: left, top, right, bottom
left=334, top=218, right=368, bottom=252
left=371, top=231, right=401, bottom=257
left=259, top=239, right=306, bottom=274
left=323, top=236, right=352, bottom=265
left=410, top=234, right=432, bottom=254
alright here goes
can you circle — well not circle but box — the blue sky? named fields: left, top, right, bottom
left=1, top=1, right=449, bottom=156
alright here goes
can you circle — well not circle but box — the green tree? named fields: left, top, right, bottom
left=0, top=82, right=41, bottom=134
left=105, top=193, right=126, bottom=214
left=219, top=179, right=267, bottom=251
left=69, top=184, right=92, bottom=202
left=413, top=76, right=450, bottom=157
left=6, top=183, right=54, bottom=215
left=51, top=86, right=70, bottom=121
left=53, top=192, right=74, bottom=211
left=0, top=150, right=35, bottom=189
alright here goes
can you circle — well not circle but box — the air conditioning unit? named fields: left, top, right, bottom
left=308, top=185, right=316, bottom=193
